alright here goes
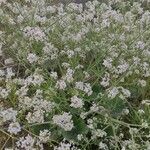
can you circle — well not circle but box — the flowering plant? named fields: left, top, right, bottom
left=0, top=0, right=150, bottom=149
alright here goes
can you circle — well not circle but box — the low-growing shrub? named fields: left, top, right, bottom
left=0, top=0, right=150, bottom=149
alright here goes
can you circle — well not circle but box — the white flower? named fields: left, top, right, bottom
left=52, top=112, right=74, bottom=131
left=18, top=96, right=32, bottom=109
left=116, top=63, right=129, bottom=74
left=34, top=15, right=46, bottom=23
left=16, top=86, right=28, bottom=97
left=50, top=71, right=58, bottom=80
left=92, top=129, right=107, bottom=139
left=103, top=58, right=113, bottom=69
left=55, top=80, right=67, bottom=90
left=8, top=122, right=21, bottom=135
left=136, top=41, right=145, bottom=50
left=0, top=88, right=9, bottom=98
left=138, top=79, right=146, bottom=87
left=54, top=140, right=78, bottom=150
left=63, top=68, right=74, bottom=83
left=80, top=112, right=88, bottom=119
left=39, top=130, right=51, bottom=143
left=100, top=72, right=110, bottom=87
left=101, top=19, right=110, bottom=28
left=90, top=103, right=99, bottom=112
left=47, top=6, right=56, bottom=13
left=129, top=128, right=138, bottom=134
left=121, top=88, right=131, bottom=98
left=138, top=109, right=144, bottom=114
left=43, top=43, right=58, bottom=60
left=23, top=26, right=46, bottom=42
left=32, top=73, right=44, bottom=85
left=16, top=134, right=35, bottom=150
left=77, top=134, right=83, bottom=141
left=122, top=109, right=129, bottom=115
left=146, top=141, right=150, bottom=150
left=6, top=68, right=15, bottom=78
left=99, top=142, right=108, bottom=150
left=62, top=62, right=70, bottom=68
left=107, top=87, right=119, bottom=99
left=17, top=14, right=24, bottom=23
left=75, top=82, right=84, bottom=91
left=4, top=58, right=14, bottom=65
left=66, top=50, right=75, bottom=58
left=75, top=82, right=93, bottom=96
left=70, top=96, right=84, bottom=108
left=75, top=64, right=84, bottom=69
left=0, top=69, right=5, bottom=77
left=0, top=108, right=17, bottom=122
left=142, top=122, right=148, bottom=128
left=140, top=11, right=150, bottom=25
left=83, top=71, right=90, bottom=79
left=141, top=100, right=150, bottom=106
left=26, top=110, right=44, bottom=123
left=0, top=0, right=6, bottom=5
left=27, top=53, right=38, bottom=64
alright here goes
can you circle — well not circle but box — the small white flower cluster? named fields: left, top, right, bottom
left=23, top=26, right=46, bottom=42
left=16, top=134, right=35, bottom=150
left=6, top=68, right=15, bottom=79
left=50, top=71, right=58, bottom=80
left=91, top=129, right=107, bottom=139
left=17, top=88, right=54, bottom=124
left=75, top=81, right=93, bottom=96
left=54, top=139, right=79, bottom=150
left=8, top=122, right=21, bottom=135
left=63, top=68, right=74, bottom=83
left=87, top=117, right=98, bottom=129
left=55, top=68, right=75, bottom=90
left=55, top=80, right=67, bottom=90
left=0, top=69, right=5, bottom=78
left=4, top=58, right=14, bottom=65
left=16, top=71, right=44, bottom=87
left=52, top=112, right=74, bottom=131
left=0, top=0, right=150, bottom=149
left=100, top=72, right=110, bottom=87
left=17, top=88, right=53, bottom=124
left=90, top=103, right=100, bottom=112
left=27, top=53, right=38, bottom=64
left=0, top=87, right=10, bottom=99
left=0, top=108, right=21, bottom=135
left=107, top=87, right=119, bottom=99
left=115, top=62, right=129, bottom=74
left=77, top=134, right=83, bottom=141
left=39, top=129, right=51, bottom=143
left=32, top=72, right=44, bottom=86
left=0, top=0, right=6, bottom=5
left=138, top=79, right=147, bottom=87
left=99, top=142, right=108, bottom=150
left=26, top=109, right=45, bottom=123
left=16, top=134, right=45, bottom=150
left=70, top=95, right=84, bottom=108
left=62, top=62, right=71, bottom=68
left=43, top=42, right=58, bottom=60
left=107, top=87, right=131, bottom=99
left=136, top=41, right=145, bottom=50
left=103, top=58, right=113, bottom=69
left=0, top=108, right=17, bottom=122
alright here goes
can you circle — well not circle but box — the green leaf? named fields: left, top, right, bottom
left=61, top=116, right=88, bottom=142
left=104, top=97, right=126, bottom=118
